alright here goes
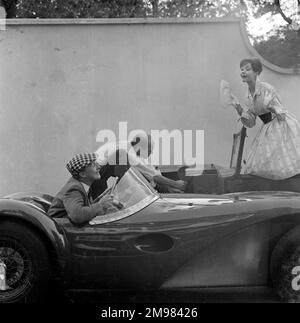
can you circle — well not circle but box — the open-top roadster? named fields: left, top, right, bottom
left=1, top=166, right=300, bottom=303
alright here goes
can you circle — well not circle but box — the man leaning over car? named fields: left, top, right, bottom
left=94, top=133, right=186, bottom=194
left=47, top=153, right=122, bottom=225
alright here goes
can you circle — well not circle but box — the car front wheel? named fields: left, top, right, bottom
left=0, top=221, right=50, bottom=303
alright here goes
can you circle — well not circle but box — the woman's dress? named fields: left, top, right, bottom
left=240, top=81, right=300, bottom=180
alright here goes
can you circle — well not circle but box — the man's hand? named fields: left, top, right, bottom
left=174, top=180, right=186, bottom=192
left=168, top=187, right=184, bottom=193
left=98, top=194, right=123, bottom=213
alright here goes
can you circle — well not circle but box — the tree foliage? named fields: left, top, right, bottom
left=0, top=0, right=17, bottom=17
left=244, top=0, right=300, bottom=70
left=254, top=27, right=300, bottom=69
left=14, top=0, right=150, bottom=19
left=2, top=0, right=243, bottom=18
left=0, top=0, right=297, bottom=23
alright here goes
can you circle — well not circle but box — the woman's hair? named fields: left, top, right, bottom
left=240, top=58, right=263, bottom=75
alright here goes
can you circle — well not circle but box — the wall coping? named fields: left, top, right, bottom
left=4, top=17, right=299, bottom=75
left=5, top=17, right=240, bottom=25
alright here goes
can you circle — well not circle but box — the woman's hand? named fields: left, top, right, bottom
left=276, top=113, right=286, bottom=122
left=234, top=103, right=243, bottom=116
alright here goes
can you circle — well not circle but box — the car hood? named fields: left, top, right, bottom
left=117, top=190, right=300, bottom=227
left=157, top=191, right=300, bottom=212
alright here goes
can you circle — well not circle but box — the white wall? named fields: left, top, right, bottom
left=0, top=18, right=300, bottom=196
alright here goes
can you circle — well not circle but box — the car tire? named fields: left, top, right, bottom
left=270, top=226, right=300, bottom=303
left=0, top=221, right=50, bottom=303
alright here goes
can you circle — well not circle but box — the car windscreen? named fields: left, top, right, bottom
left=89, top=167, right=159, bottom=225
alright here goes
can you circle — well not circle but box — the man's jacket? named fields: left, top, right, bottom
left=47, top=177, right=106, bottom=225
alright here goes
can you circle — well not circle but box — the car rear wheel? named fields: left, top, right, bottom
left=0, top=221, right=50, bottom=303
left=270, top=226, right=300, bottom=303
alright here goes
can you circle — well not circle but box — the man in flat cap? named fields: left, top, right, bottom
left=48, top=153, right=122, bottom=225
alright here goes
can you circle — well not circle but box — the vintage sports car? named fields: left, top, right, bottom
left=163, top=126, right=300, bottom=195
left=1, top=167, right=300, bottom=303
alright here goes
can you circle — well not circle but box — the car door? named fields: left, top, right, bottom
left=53, top=204, right=182, bottom=290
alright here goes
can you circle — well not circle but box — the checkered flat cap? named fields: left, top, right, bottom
left=66, top=153, right=97, bottom=175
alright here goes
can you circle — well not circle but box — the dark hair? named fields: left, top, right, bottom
left=72, top=173, right=81, bottom=180
left=240, top=58, right=263, bottom=75
left=130, top=136, right=141, bottom=147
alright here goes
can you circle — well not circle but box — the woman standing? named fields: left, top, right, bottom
left=235, top=57, right=300, bottom=180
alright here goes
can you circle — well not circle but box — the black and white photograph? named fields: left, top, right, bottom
left=0, top=0, right=300, bottom=310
